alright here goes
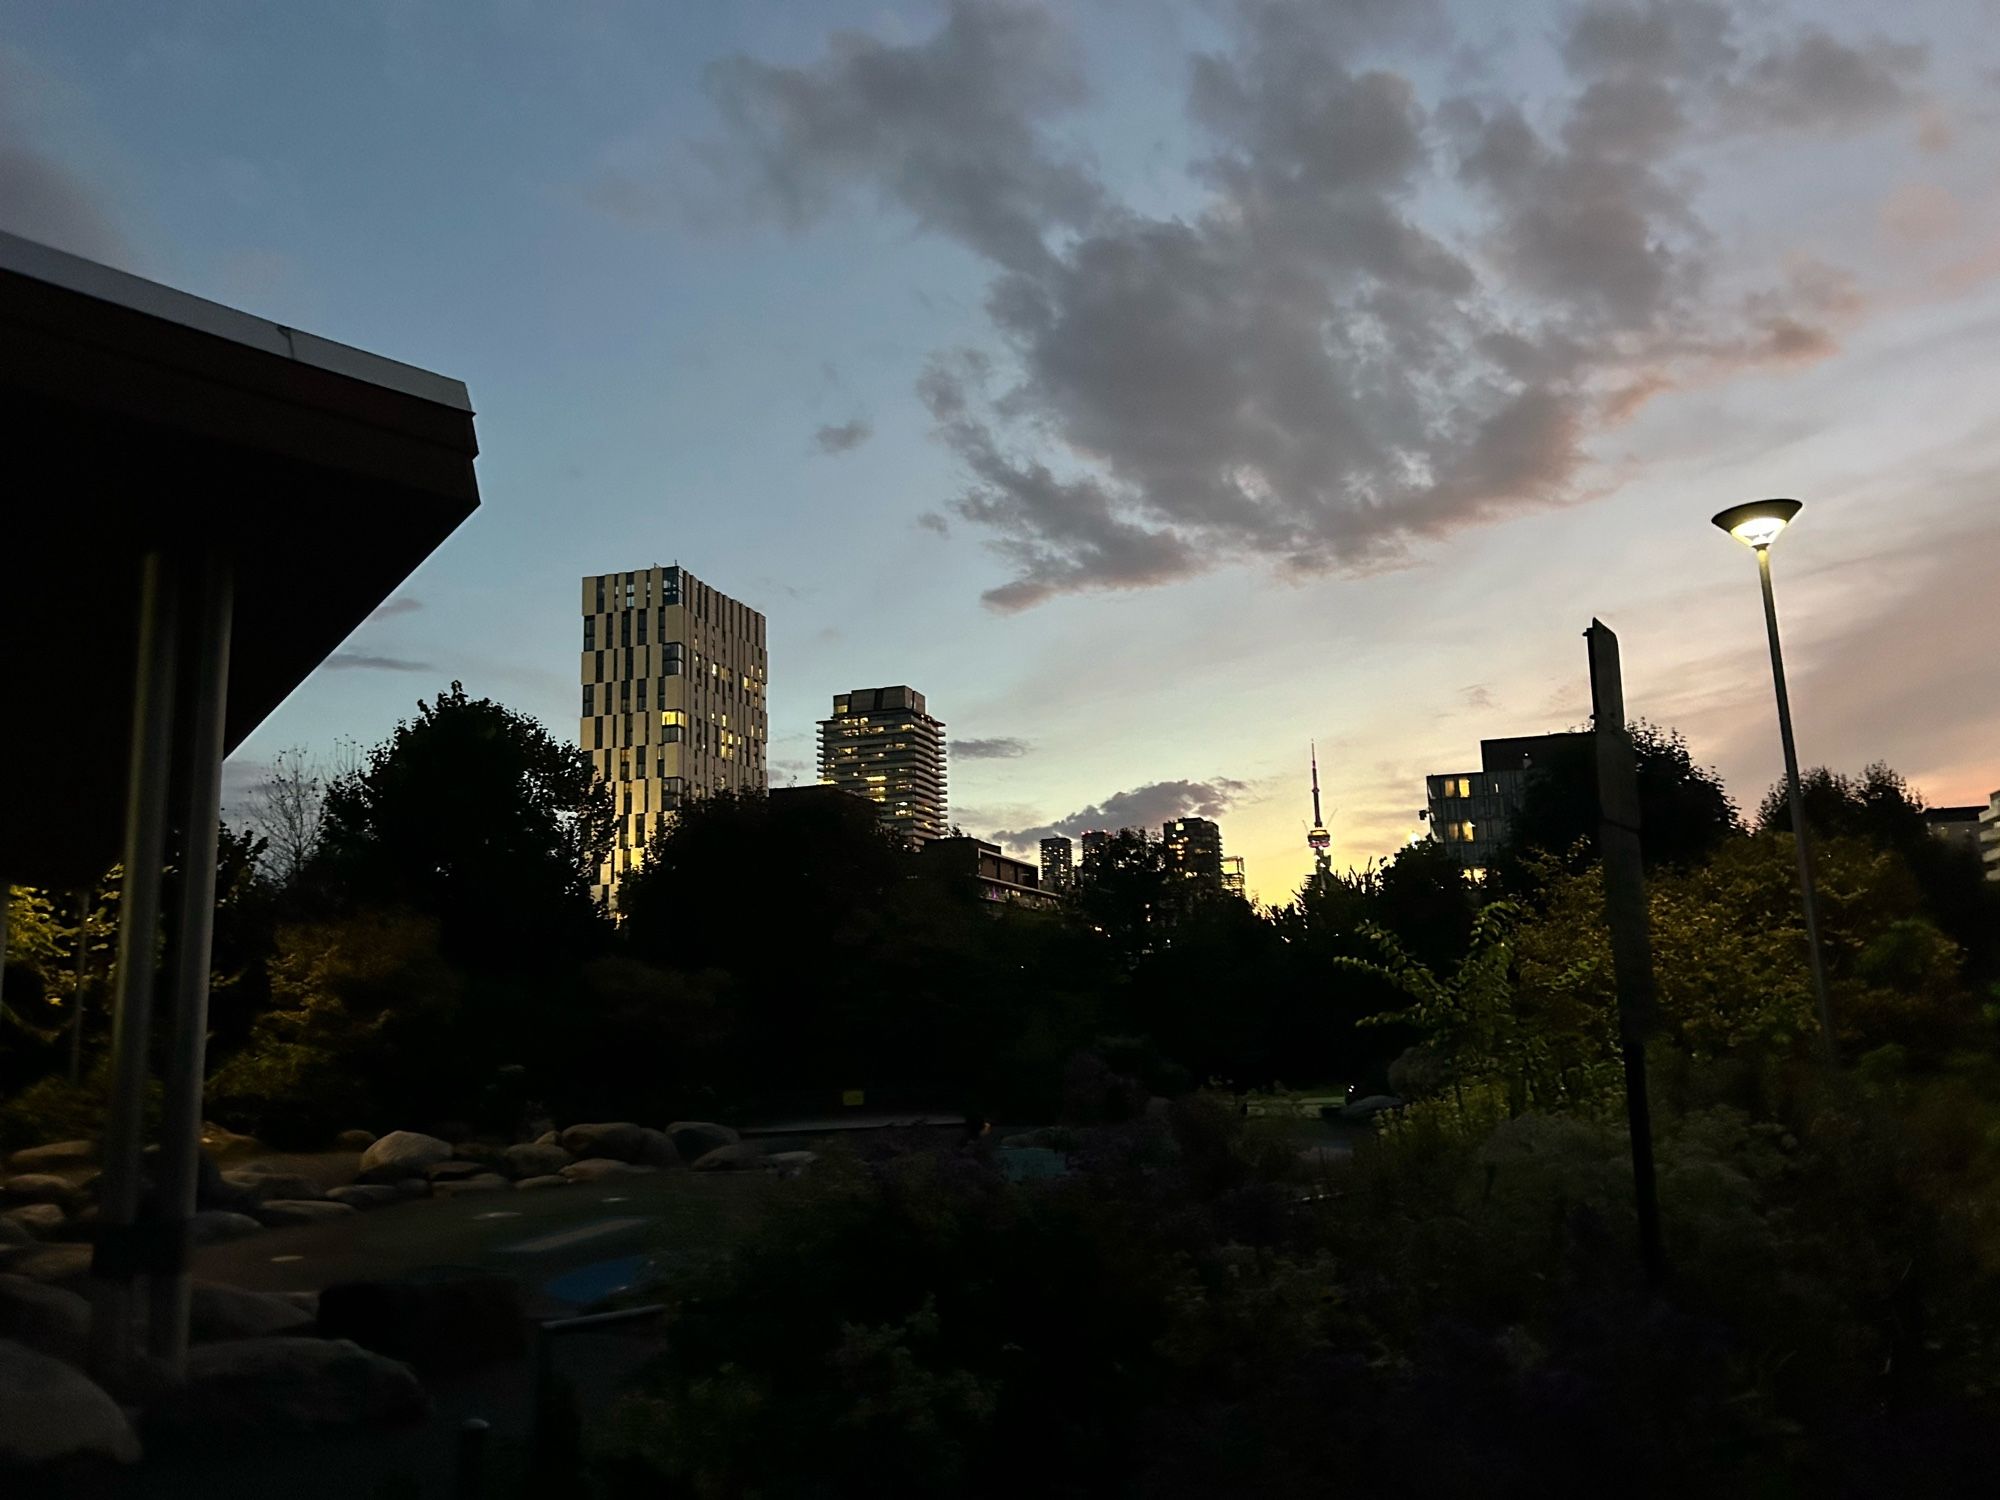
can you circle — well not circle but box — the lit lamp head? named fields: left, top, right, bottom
left=1711, top=498, right=1802, bottom=550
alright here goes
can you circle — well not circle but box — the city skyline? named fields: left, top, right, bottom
left=6, top=2, right=1995, bottom=904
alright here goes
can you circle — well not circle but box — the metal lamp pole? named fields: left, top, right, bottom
left=1714, top=499, right=1837, bottom=1066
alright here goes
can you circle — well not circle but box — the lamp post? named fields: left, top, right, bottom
left=1712, top=498, right=1837, bottom=1065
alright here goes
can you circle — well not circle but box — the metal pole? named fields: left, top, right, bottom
left=92, top=552, right=181, bottom=1383
left=1756, top=548, right=1838, bottom=1066
left=1585, top=621, right=1665, bottom=1288
left=149, top=554, right=233, bottom=1373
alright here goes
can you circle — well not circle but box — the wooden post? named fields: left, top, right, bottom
left=1585, top=619, right=1665, bottom=1288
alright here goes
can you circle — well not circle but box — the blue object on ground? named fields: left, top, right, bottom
left=544, top=1254, right=649, bottom=1306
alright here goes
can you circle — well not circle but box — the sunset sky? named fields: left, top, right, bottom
left=5, top=0, right=1994, bottom=903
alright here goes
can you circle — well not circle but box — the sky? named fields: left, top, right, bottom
left=4, top=0, right=1996, bottom=904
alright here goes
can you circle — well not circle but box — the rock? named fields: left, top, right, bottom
left=255, top=1200, right=358, bottom=1228
left=534, top=1129, right=561, bottom=1147
left=189, top=1282, right=317, bottom=1343
left=424, top=1159, right=492, bottom=1183
left=0, top=1218, right=29, bottom=1249
left=1340, top=1094, right=1403, bottom=1122
left=766, top=1150, right=818, bottom=1180
left=430, top=1173, right=510, bottom=1197
left=558, top=1157, right=658, bottom=1183
left=558, top=1122, right=653, bottom=1163
left=188, top=1210, right=264, bottom=1245
left=334, top=1129, right=377, bottom=1151
left=222, top=1169, right=324, bottom=1203
left=451, top=1142, right=512, bottom=1174
left=513, top=1174, right=569, bottom=1191
left=2, top=1243, right=92, bottom=1283
left=666, top=1121, right=740, bottom=1159
left=198, top=1122, right=263, bottom=1158
left=0, top=1275, right=90, bottom=1366
left=7, top=1139, right=97, bottom=1172
left=0, top=1174, right=82, bottom=1210
left=633, top=1128, right=680, bottom=1168
left=3, top=1203, right=65, bottom=1239
left=318, top=1274, right=526, bottom=1374
left=690, top=1143, right=766, bottom=1173
left=326, top=1184, right=403, bottom=1210
left=0, top=1338, right=140, bottom=1464
left=503, top=1142, right=572, bottom=1179
left=146, top=1337, right=428, bottom=1439
left=356, top=1130, right=453, bottom=1183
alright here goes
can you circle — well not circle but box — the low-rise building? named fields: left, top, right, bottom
left=920, top=836, right=1059, bottom=909
left=1925, top=804, right=1986, bottom=858
left=1424, top=732, right=1594, bottom=873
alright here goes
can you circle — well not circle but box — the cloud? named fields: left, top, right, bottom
left=813, top=417, right=872, bottom=454
left=323, top=651, right=433, bottom=673
left=0, top=49, right=129, bottom=266
left=953, top=736, right=1030, bottom=760
left=365, top=595, right=424, bottom=622
left=992, top=776, right=1247, bottom=848
left=693, top=1, right=1928, bottom=608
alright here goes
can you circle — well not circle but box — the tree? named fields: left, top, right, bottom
left=313, top=683, right=614, bottom=963
left=1499, top=721, right=1740, bottom=881
left=244, top=741, right=357, bottom=892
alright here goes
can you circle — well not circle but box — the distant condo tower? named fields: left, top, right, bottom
left=818, top=686, right=947, bottom=845
left=580, top=564, right=768, bottom=906
left=1040, top=835, right=1075, bottom=894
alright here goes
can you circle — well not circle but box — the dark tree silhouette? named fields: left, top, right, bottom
left=1499, top=721, right=1739, bottom=881
left=313, top=682, right=613, bottom=963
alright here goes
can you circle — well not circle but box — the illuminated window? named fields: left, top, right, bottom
left=661, top=709, right=684, bottom=727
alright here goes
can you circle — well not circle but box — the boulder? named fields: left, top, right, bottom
left=534, top=1129, right=561, bottom=1147
left=0, top=1338, right=140, bottom=1464
left=0, top=1274, right=89, bottom=1366
left=690, top=1143, right=766, bottom=1173
left=355, top=1130, right=453, bottom=1183
left=451, top=1142, right=512, bottom=1174
left=633, top=1128, right=680, bottom=1168
left=146, top=1337, right=428, bottom=1439
left=0, top=1174, right=81, bottom=1210
left=0, top=1217, right=29, bottom=1249
left=255, top=1200, right=358, bottom=1228
left=2, top=1243, right=91, bottom=1284
left=198, top=1122, right=262, bottom=1158
left=503, top=1142, right=572, bottom=1179
left=318, top=1274, right=526, bottom=1374
left=325, top=1184, right=403, bottom=1210
left=222, top=1169, right=324, bottom=1203
left=666, top=1121, right=740, bottom=1159
left=424, top=1159, right=492, bottom=1183
left=3, top=1203, right=65, bottom=1239
left=189, top=1282, right=317, bottom=1343
left=559, top=1157, right=658, bottom=1183
left=558, top=1122, right=652, bottom=1163
left=188, top=1210, right=264, bottom=1245
left=766, top=1150, right=818, bottom=1180
left=513, top=1174, right=569, bottom=1191
left=7, top=1139, right=97, bottom=1172
left=334, top=1129, right=377, bottom=1151
left=431, top=1173, right=511, bottom=1197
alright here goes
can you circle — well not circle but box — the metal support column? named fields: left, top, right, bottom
left=149, top=553, right=233, bottom=1372
left=91, top=552, right=181, bottom=1383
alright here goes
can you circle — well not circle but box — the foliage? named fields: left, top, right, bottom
left=313, top=682, right=613, bottom=964
left=1497, top=720, right=1741, bottom=884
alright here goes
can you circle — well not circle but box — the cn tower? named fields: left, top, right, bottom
left=1307, top=743, right=1332, bottom=875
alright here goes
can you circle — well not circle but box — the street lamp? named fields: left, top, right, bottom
left=1712, top=498, right=1837, bottom=1064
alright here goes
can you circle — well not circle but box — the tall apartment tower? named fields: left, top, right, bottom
left=1162, top=816, right=1225, bottom=891
left=1039, top=836, right=1074, bottom=894
left=580, top=564, right=768, bottom=905
left=817, top=686, right=947, bottom=845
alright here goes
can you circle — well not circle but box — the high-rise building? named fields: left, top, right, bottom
left=1925, top=804, right=1985, bottom=858
left=1424, top=732, right=1592, bottom=873
left=817, top=685, right=947, bottom=845
left=1981, top=790, right=2000, bottom=883
left=1221, top=855, right=1247, bottom=898
left=580, top=564, right=768, bottom=905
left=1040, top=836, right=1074, bottom=894
left=1162, top=816, right=1225, bottom=891
left=1079, top=828, right=1113, bottom=875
